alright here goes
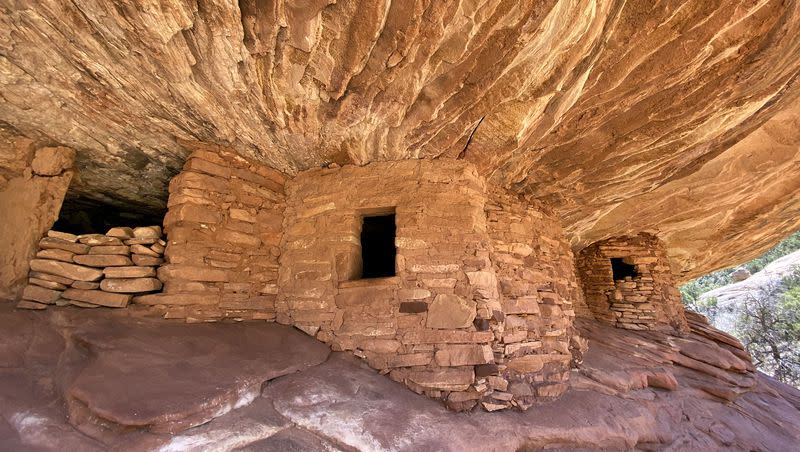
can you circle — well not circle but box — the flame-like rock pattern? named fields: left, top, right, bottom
left=1, top=1, right=799, bottom=277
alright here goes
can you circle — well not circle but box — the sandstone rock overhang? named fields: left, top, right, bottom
left=1, top=2, right=800, bottom=279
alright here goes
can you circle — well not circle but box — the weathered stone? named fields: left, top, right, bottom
left=106, top=227, right=134, bottom=239
left=100, top=278, right=163, bottom=293
left=88, top=245, right=130, bottom=256
left=29, top=277, right=68, bottom=290
left=434, top=344, right=493, bottom=367
left=36, top=248, right=76, bottom=263
left=29, top=259, right=103, bottom=282
left=31, top=146, right=75, bottom=176
left=407, top=367, right=474, bottom=391
left=79, top=234, right=123, bottom=246
left=29, top=271, right=74, bottom=285
left=72, top=281, right=100, bottom=290
left=157, top=265, right=228, bottom=282
left=62, top=289, right=132, bottom=308
left=47, top=230, right=78, bottom=242
left=426, top=294, right=476, bottom=329
left=73, top=254, right=134, bottom=268
left=103, top=266, right=157, bottom=279
left=21, top=284, right=61, bottom=304
left=130, top=244, right=160, bottom=257
left=16, top=300, right=47, bottom=310
left=39, top=237, right=90, bottom=255
left=132, top=255, right=164, bottom=266
left=133, top=226, right=162, bottom=238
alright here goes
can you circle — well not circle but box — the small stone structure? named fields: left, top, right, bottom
left=17, top=227, right=165, bottom=309
left=576, top=234, right=688, bottom=332
left=126, top=148, right=589, bottom=411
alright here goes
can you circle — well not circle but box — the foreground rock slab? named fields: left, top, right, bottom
left=0, top=305, right=798, bottom=451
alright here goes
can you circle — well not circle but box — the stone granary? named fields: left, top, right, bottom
left=1, top=1, right=800, bottom=449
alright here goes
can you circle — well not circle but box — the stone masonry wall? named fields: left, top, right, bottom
left=277, top=160, right=585, bottom=411
left=577, top=234, right=688, bottom=332
left=134, top=145, right=286, bottom=322
left=126, top=154, right=586, bottom=411
left=483, top=189, right=588, bottom=409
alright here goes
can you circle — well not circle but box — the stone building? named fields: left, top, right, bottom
left=576, top=234, right=688, bottom=332
left=123, top=146, right=590, bottom=411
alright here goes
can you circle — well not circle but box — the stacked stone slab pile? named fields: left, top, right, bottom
left=132, top=144, right=286, bottom=322
left=17, top=226, right=165, bottom=310
left=608, top=276, right=658, bottom=329
left=576, top=234, right=688, bottom=332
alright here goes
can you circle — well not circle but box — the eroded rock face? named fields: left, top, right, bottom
left=1, top=2, right=799, bottom=278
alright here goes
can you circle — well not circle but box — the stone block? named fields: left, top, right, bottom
left=103, top=266, right=157, bottom=278
left=29, top=277, right=68, bottom=291
left=157, top=264, right=229, bottom=282
left=36, top=248, right=76, bottom=263
left=62, top=289, right=132, bottom=308
left=39, top=237, right=90, bottom=255
left=133, top=293, right=220, bottom=306
left=72, top=281, right=100, bottom=290
left=133, top=226, right=162, bottom=238
left=73, top=254, right=134, bottom=267
left=29, top=259, right=103, bottom=282
left=21, top=284, right=61, bottom=304
left=106, top=227, right=134, bottom=239
left=434, top=344, right=493, bottom=366
left=426, top=294, right=476, bottom=329
left=17, top=300, right=47, bottom=310
left=79, top=234, right=123, bottom=246
left=47, top=230, right=78, bottom=242
left=130, top=244, right=160, bottom=256
left=132, top=255, right=164, bottom=266
left=100, top=278, right=163, bottom=293
left=408, top=367, right=474, bottom=391
left=88, top=245, right=130, bottom=256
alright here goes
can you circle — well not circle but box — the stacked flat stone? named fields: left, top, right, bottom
left=609, top=276, right=657, bottom=330
left=17, top=226, right=165, bottom=310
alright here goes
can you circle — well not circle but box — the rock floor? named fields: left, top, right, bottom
left=0, top=305, right=798, bottom=451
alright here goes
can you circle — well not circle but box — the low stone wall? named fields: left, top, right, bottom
left=134, top=145, right=286, bottom=322
left=576, top=234, right=688, bottom=332
left=17, top=226, right=164, bottom=309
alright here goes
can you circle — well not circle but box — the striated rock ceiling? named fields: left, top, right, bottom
left=1, top=0, right=799, bottom=279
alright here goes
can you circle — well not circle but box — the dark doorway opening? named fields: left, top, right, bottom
left=611, top=258, right=638, bottom=280
left=360, top=214, right=396, bottom=279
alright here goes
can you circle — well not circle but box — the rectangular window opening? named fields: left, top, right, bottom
left=611, top=257, right=638, bottom=281
left=359, top=213, right=397, bottom=279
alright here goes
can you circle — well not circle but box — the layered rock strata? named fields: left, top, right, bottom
left=577, top=234, right=688, bottom=332
left=18, top=227, right=164, bottom=310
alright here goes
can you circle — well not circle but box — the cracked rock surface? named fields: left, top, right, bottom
left=2, top=2, right=800, bottom=277
left=1, top=305, right=798, bottom=451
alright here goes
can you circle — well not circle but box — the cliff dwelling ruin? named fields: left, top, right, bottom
left=1, top=1, right=799, bottom=450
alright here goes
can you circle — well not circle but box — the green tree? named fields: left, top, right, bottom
left=733, top=268, right=800, bottom=386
